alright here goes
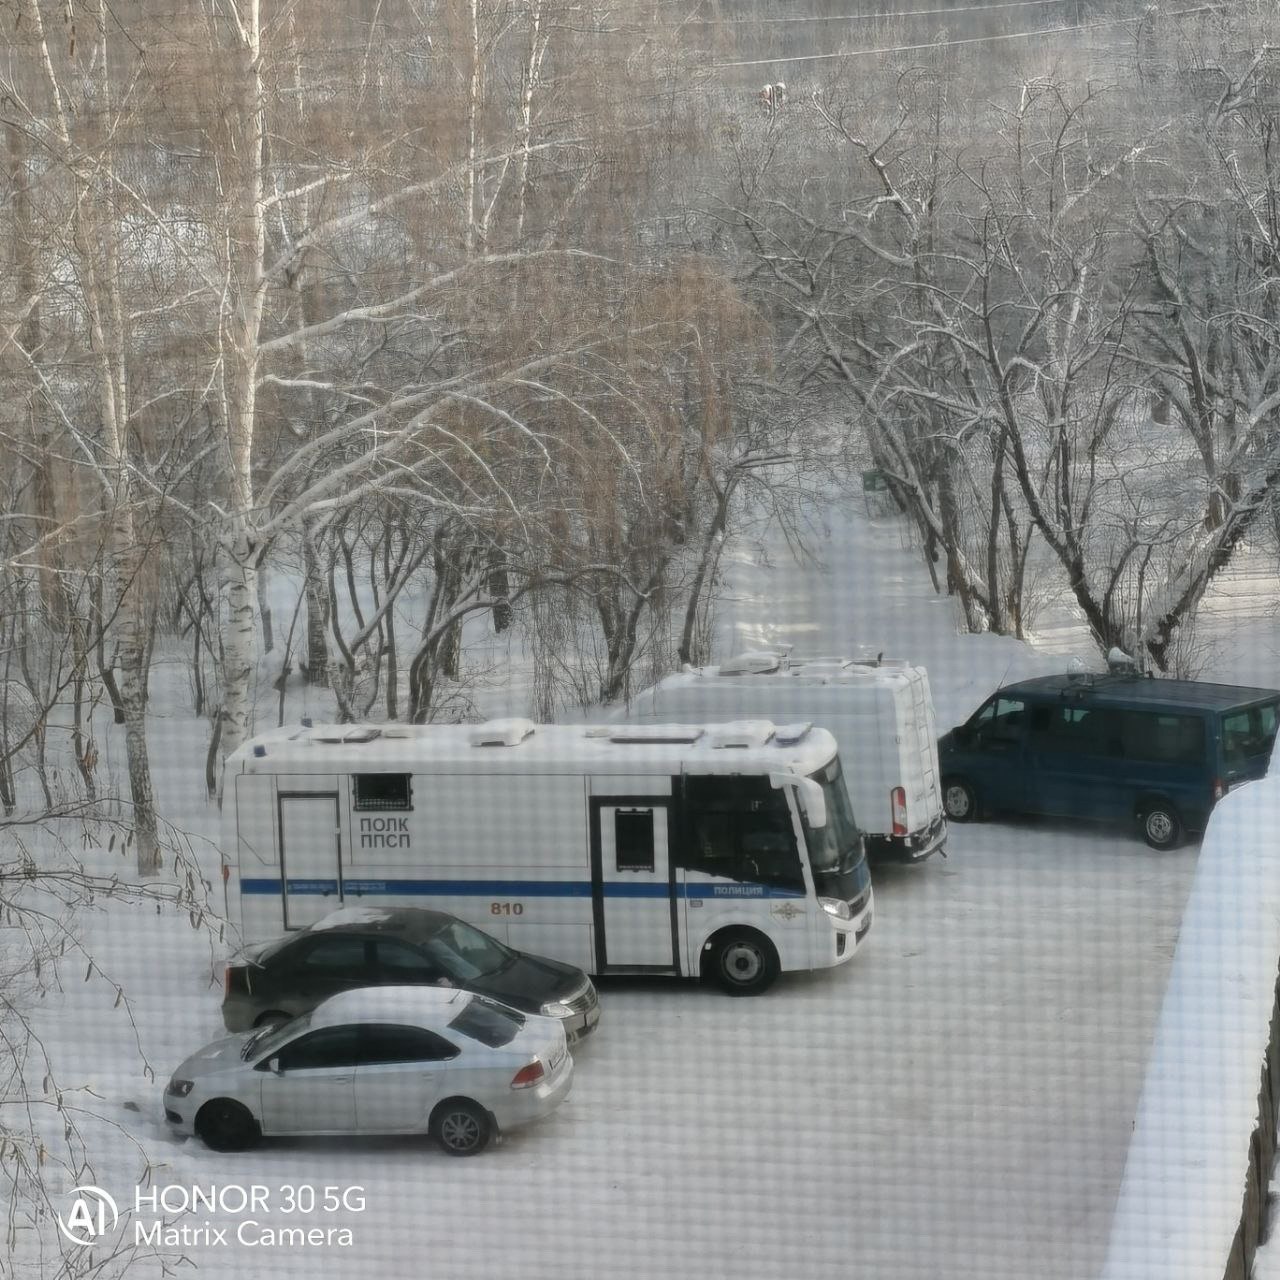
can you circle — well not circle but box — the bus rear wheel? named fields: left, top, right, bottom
left=706, top=929, right=779, bottom=997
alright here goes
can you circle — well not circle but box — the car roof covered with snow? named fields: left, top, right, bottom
left=310, top=984, right=475, bottom=1029
left=304, top=906, right=456, bottom=940
left=994, top=673, right=1279, bottom=712
left=226, top=718, right=838, bottom=776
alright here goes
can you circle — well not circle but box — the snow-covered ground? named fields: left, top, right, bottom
left=17, top=488, right=1276, bottom=1278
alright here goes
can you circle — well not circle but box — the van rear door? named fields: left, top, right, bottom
left=895, top=670, right=944, bottom=833
left=1220, top=700, right=1280, bottom=788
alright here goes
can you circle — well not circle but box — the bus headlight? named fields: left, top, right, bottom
left=819, top=897, right=852, bottom=921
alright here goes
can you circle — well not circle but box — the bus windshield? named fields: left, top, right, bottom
left=803, top=756, right=867, bottom=900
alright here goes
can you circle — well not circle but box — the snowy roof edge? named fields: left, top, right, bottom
left=1100, top=774, right=1280, bottom=1280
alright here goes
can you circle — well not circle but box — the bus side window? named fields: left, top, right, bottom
left=615, top=810, right=655, bottom=873
left=681, top=777, right=802, bottom=891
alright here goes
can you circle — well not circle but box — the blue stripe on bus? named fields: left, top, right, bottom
left=240, top=878, right=805, bottom=901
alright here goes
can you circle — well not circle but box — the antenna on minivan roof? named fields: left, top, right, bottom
left=1106, top=647, right=1140, bottom=677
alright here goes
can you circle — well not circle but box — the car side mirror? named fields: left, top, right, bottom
left=268, top=1057, right=283, bottom=1075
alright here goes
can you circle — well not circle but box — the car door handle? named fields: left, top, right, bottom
left=327, top=1075, right=354, bottom=1084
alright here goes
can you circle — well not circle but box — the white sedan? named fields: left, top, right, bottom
left=164, top=985, right=573, bottom=1155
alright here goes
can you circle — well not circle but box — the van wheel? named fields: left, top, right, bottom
left=1141, top=803, right=1182, bottom=850
left=196, top=1099, right=261, bottom=1152
left=942, top=778, right=978, bottom=822
left=706, top=929, right=780, bottom=996
left=430, top=1099, right=493, bottom=1156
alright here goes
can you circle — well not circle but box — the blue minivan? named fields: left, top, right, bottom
left=937, top=673, right=1280, bottom=848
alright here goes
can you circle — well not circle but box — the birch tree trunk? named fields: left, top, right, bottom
left=217, top=0, right=268, bottom=767
left=22, top=0, right=161, bottom=872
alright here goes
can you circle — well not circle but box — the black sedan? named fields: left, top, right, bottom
left=222, top=907, right=600, bottom=1042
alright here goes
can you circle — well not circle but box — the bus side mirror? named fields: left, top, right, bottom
left=795, top=778, right=827, bottom=829
left=769, top=773, right=827, bottom=828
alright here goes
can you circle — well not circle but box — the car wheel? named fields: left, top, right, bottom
left=254, top=1010, right=290, bottom=1030
left=942, top=778, right=978, bottom=822
left=196, top=1099, right=261, bottom=1153
left=430, top=1099, right=493, bottom=1156
left=1141, top=802, right=1182, bottom=850
left=706, top=929, right=780, bottom=997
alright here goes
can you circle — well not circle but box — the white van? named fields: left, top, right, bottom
left=220, top=718, right=874, bottom=996
left=626, top=650, right=947, bottom=861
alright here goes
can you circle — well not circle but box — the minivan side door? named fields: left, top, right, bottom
left=1024, top=703, right=1127, bottom=820
left=1116, top=709, right=1210, bottom=832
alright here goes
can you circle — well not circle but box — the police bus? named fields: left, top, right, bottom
left=220, top=718, right=873, bottom=995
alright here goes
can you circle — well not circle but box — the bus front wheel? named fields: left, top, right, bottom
left=705, top=929, right=780, bottom=997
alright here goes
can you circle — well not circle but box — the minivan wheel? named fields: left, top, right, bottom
left=1141, top=803, right=1182, bottom=850
left=706, top=929, right=780, bottom=997
left=430, top=1099, right=492, bottom=1156
left=942, top=778, right=978, bottom=823
left=196, top=1099, right=261, bottom=1152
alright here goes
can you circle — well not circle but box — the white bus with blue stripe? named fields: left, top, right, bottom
left=221, top=718, right=873, bottom=995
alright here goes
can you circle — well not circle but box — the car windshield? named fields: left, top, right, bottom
left=448, top=995, right=525, bottom=1047
left=242, top=1011, right=312, bottom=1061
left=803, top=756, right=862, bottom=875
left=423, top=919, right=515, bottom=981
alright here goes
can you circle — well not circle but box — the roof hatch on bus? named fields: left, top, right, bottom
left=469, top=719, right=537, bottom=747
left=708, top=721, right=776, bottom=749
left=718, top=650, right=788, bottom=675
left=607, top=726, right=704, bottom=745
left=772, top=722, right=813, bottom=746
left=311, top=727, right=382, bottom=744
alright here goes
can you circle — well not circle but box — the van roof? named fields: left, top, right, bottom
left=226, top=720, right=839, bottom=776
left=998, top=674, right=1280, bottom=712
left=636, top=659, right=923, bottom=695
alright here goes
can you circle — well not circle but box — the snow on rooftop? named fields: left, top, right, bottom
left=312, top=984, right=468, bottom=1027
left=230, top=719, right=837, bottom=773
left=308, top=906, right=394, bottom=931
left=1101, top=774, right=1280, bottom=1280
left=467, top=717, right=536, bottom=747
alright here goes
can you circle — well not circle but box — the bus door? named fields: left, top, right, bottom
left=590, top=799, right=677, bottom=971
left=278, top=790, right=343, bottom=929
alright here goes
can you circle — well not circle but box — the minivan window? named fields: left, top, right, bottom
left=971, top=697, right=1026, bottom=746
left=1118, top=711, right=1205, bottom=765
left=1034, top=705, right=1121, bottom=757
left=1222, top=703, right=1280, bottom=767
